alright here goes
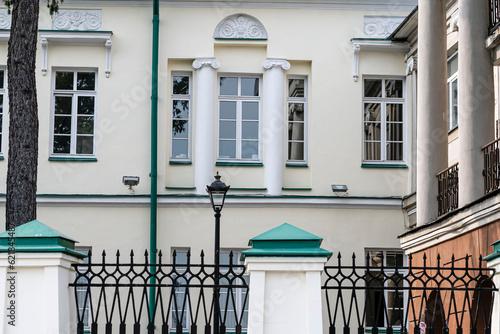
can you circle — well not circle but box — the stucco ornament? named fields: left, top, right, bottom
left=52, top=10, right=102, bottom=31
left=214, top=14, right=268, bottom=40
left=262, top=58, right=291, bottom=71
left=0, top=9, right=10, bottom=29
left=192, top=58, right=220, bottom=70
left=363, top=16, right=405, bottom=38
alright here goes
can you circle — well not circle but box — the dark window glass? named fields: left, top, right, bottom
left=55, top=72, right=74, bottom=90
left=77, top=72, right=96, bottom=91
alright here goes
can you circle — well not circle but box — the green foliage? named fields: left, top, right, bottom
left=3, top=0, right=64, bottom=15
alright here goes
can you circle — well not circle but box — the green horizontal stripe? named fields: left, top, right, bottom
left=49, top=157, right=97, bottom=162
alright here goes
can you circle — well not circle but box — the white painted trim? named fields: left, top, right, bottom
left=0, top=31, right=9, bottom=44
left=41, top=38, right=49, bottom=76
left=0, top=195, right=403, bottom=209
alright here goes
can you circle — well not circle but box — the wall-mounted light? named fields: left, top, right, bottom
left=331, top=184, right=348, bottom=193
left=123, top=176, right=140, bottom=192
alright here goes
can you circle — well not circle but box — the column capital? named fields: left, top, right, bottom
left=192, top=57, right=220, bottom=70
left=262, top=58, right=290, bottom=71
left=406, top=56, right=417, bottom=75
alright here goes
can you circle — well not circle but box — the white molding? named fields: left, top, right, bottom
left=52, top=9, right=102, bottom=31
left=364, top=16, right=405, bottom=38
left=58, top=0, right=418, bottom=10
left=0, top=9, right=10, bottom=29
left=406, top=56, right=417, bottom=75
left=262, top=58, right=291, bottom=71
left=0, top=31, right=9, bottom=44
left=192, top=57, right=220, bottom=70
left=38, top=31, right=112, bottom=77
left=351, top=39, right=410, bottom=81
left=0, top=195, right=402, bottom=209
left=214, top=13, right=267, bottom=40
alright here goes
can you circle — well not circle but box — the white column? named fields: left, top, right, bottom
left=262, top=58, right=290, bottom=196
left=458, top=0, right=495, bottom=205
left=245, top=257, right=328, bottom=334
left=0, top=252, right=81, bottom=334
left=192, top=57, right=220, bottom=194
left=416, top=0, right=448, bottom=226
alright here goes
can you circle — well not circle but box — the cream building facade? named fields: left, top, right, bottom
left=0, top=1, right=418, bottom=332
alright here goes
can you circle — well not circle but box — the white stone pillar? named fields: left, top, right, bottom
left=192, top=57, right=220, bottom=194
left=262, top=58, right=290, bottom=196
left=245, top=257, right=328, bottom=334
left=458, top=0, right=495, bottom=205
left=0, top=253, right=82, bottom=334
left=416, top=0, right=448, bottom=226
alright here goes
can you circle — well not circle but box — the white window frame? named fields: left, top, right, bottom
left=0, top=67, right=6, bottom=157
left=362, top=76, right=406, bottom=164
left=365, top=248, right=407, bottom=331
left=50, top=68, right=98, bottom=158
left=170, top=72, right=192, bottom=162
left=217, top=74, right=262, bottom=162
left=286, top=75, right=308, bottom=165
left=219, top=249, right=249, bottom=333
left=447, top=53, right=458, bottom=132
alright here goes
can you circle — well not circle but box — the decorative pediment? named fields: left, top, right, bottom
left=214, top=14, right=267, bottom=40
left=52, top=9, right=102, bottom=31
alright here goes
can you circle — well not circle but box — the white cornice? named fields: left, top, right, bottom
left=0, top=195, right=402, bottom=209
left=56, top=0, right=417, bottom=10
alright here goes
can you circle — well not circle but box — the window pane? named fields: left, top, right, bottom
left=219, top=140, right=236, bottom=159
left=220, top=77, right=238, bottom=95
left=385, top=80, right=403, bottom=98
left=77, top=116, right=94, bottom=135
left=242, top=121, right=258, bottom=139
left=53, top=135, right=71, bottom=153
left=173, top=76, right=189, bottom=95
left=54, top=116, right=71, bottom=134
left=450, top=79, right=458, bottom=129
left=288, top=103, right=304, bottom=122
left=173, top=100, right=189, bottom=119
left=289, top=79, right=304, bottom=98
left=365, top=123, right=381, bottom=141
left=220, top=101, right=236, bottom=119
left=172, top=120, right=188, bottom=138
left=364, top=103, right=381, bottom=121
left=447, top=54, right=458, bottom=79
left=387, top=104, right=403, bottom=122
left=172, top=139, right=188, bottom=158
left=55, top=96, right=72, bottom=114
left=241, top=78, right=259, bottom=96
left=288, top=141, right=304, bottom=161
left=242, top=102, right=258, bottom=120
left=289, top=122, right=304, bottom=141
left=364, top=79, right=382, bottom=97
left=76, top=136, right=93, bottom=154
left=78, top=96, right=95, bottom=115
left=387, top=123, right=403, bottom=142
left=220, top=121, right=236, bottom=139
left=0, top=70, right=4, bottom=89
left=56, top=72, right=74, bottom=90
left=0, top=114, right=2, bottom=131
left=77, top=72, right=96, bottom=91
left=241, top=141, right=258, bottom=159
left=386, top=143, right=403, bottom=161
left=364, top=142, right=381, bottom=160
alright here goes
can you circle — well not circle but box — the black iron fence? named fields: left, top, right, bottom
left=437, top=163, right=459, bottom=216
left=491, top=0, right=500, bottom=33
left=483, top=138, right=500, bottom=194
left=323, top=253, right=496, bottom=334
left=70, top=250, right=249, bottom=334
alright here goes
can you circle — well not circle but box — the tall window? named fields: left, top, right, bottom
left=363, top=78, right=405, bottom=163
left=171, top=73, right=191, bottom=161
left=365, top=249, right=405, bottom=330
left=218, top=76, right=261, bottom=161
left=287, top=77, right=307, bottom=164
left=51, top=70, right=96, bottom=156
left=0, top=69, right=5, bottom=156
left=447, top=53, right=458, bottom=131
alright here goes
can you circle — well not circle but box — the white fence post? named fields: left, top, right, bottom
left=0, top=220, right=85, bottom=334
left=242, top=223, right=332, bottom=334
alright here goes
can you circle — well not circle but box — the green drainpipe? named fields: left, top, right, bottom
left=149, top=0, right=159, bottom=321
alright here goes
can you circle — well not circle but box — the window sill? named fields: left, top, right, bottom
left=282, top=187, right=312, bottom=191
left=286, top=163, right=308, bottom=168
left=216, top=162, right=263, bottom=167
left=169, top=160, right=192, bottom=165
left=49, top=157, right=97, bottom=162
left=448, top=125, right=458, bottom=134
left=361, top=164, right=407, bottom=169
left=165, top=186, right=195, bottom=190
left=230, top=187, right=267, bottom=191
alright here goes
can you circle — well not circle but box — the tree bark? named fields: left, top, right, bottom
left=6, top=0, right=40, bottom=229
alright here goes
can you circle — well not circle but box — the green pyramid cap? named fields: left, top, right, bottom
left=484, top=239, right=500, bottom=262
left=242, top=223, right=332, bottom=259
left=0, top=220, right=85, bottom=258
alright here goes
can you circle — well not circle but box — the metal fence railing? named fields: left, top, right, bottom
left=483, top=138, right=500, bottom=195
left=490, top=0, right=500, bottom=33
left=437, top=163, right=459, bottom=216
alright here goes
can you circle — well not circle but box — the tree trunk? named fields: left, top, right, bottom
left=6, top=0, right=40, bottom=229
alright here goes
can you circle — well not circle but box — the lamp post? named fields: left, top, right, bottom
left=206, top=172, right=230, bottom=334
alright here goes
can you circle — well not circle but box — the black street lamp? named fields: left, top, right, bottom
left=206, top=172, right=230, bottom=334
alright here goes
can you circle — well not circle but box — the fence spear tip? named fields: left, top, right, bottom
left=144, top=249, right=149, bottom=257
left=130, top=249, right=135, bottom=257
left=158, top=249, right=163, bottom=257
left=116, top=250, right=120, bottom=257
